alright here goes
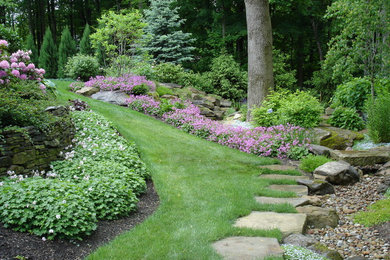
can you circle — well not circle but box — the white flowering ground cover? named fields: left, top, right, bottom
left=0, top=110, right=149, bottom=240
left=282, top=244, right=329, bottom=260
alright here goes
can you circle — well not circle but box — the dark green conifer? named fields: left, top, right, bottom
left=80, top=24, right=93, bottom=55
left=58, top=27, right=76, bottom=78
left=39, top=27, right=58, bottom=78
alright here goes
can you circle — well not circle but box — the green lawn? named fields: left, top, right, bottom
left=54, top=80, right=291, bottom=259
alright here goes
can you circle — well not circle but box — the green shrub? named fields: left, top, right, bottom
left=65, top=54, right=99, bottom=81
left=179, top=71, right=213, bottom=93
left=156, top=85, right=173, bottom=96
left=208, top=54, right=247, bottom=102
left=329, top=107, right=365, bottom=131
left=300, top=154, right=333, bottom=172
left=132, top=84, right=150, bottom=95
left=0, top=24, right=22, bottom=53
left=366, top=94, right=390, bottom=143
left=253, top=90, right=323, bottom=128
left=332, top=78, right=371, bottom=111
left=154, top=62, right=185, bottom=83
left=0, top=177, right=97, bottom=240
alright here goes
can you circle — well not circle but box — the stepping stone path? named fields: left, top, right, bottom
left=213, top=165, right=317, bottom=259
left=258, top=164, right=297, bottom=171
left=212, top=237, right=284, bottom=260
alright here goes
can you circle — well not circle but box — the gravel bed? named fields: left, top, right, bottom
left=308, top=174, right=390, bottom=259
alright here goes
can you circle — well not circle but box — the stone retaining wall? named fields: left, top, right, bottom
left=0, top=107, right=74, bottom=177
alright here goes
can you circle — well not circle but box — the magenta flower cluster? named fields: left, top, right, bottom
left=126, top=95, right=311, bottom=159
left=85, top=75, right=155, bottom=93
left=0, top=40, right=45, bottom=85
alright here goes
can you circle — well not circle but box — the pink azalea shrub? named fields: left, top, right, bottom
left=126, top=95, right=311, bottom=159
left=84, top=75, right=155, bottom=93
left=0, top=40, right=45, bottom=85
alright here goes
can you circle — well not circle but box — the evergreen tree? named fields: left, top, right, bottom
left=39, top=27, right=58, bottom=78
left=144, top=0, right=195, bottom=64
left=25, top=33, right=38, bottom=65
left=80, top=24, right=93, bottom=55
left=58, top=27, right=77, bottom=78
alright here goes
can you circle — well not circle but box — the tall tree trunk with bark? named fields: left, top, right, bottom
left=245, top=0, right=274, bottom=120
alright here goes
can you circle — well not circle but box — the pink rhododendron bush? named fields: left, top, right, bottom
left=126, top=96, right=311, bottom=159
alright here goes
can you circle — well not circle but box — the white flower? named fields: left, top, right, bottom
left=42, top=237, right=46, bottom=241
left=61, top=200, right=66, bottom=204
left=88, top=187, right=93, bottom=191
left=0, top=182, right=3, bottom=186
left=55, top=214, right=61, bottom=219
left=73, top=175, right=79, bottom=179
left=267, top=108, right=273, bottom=113
left=32, top=201, right=36, bottom=205
left=49, top=229, right=54, bottom=234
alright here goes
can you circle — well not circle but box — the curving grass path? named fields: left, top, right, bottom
left=55, top=81, right=294, bottom=260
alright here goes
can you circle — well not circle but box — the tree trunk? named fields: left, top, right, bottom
left=244, top=0, right=274, bottom=120
left=311, top=17, right=323, bottom=61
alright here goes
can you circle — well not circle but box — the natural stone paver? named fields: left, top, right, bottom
left=296, top=206, right=339, bottom=228
left=259, top=164, right=297, bottom=171
left=268, top=184, right=308, bottom=196
left=255, top=196, right=309, bottom=207
left=330, top=149, right=390, bottom=166
left=212, top=236, right=284, bottom=260
left=234, top=211, right=307, bottom=237
left=259, top=174, right=309, bottom=181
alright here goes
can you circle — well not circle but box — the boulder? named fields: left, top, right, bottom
left=220, top=99, right=232, bottom=107
left=330, top=150, right=390, bottom=166
left=296, top=206, right=339, bottom=228
left=314, top=161, right=360, bottom=185
left=91, top=91, right=129, bottom=106
left=76, top=86, right=99, bottom=96
left=301, top=195, right=323, bottom=207
left=161, top=94, right=178, bottom=100
left=325, top=107, right=335, bottom=116
left=378, top=161, right=390, bottom=176
left=377, top=175, right=390, bottom=194
left=199, top=107, right=215, bottom=117
left=188, top=87, right=206, bottom=95
left=312, top=128, right=331, bottom=144
left=310, top=144, right=333, bottom=157
left=159, top=82, right=182, bottom=89
left=297, top=179, right=335, bottom=195
left=283, top=233, right=317, bottom=247
left=318, top=127, right=364, bottom=150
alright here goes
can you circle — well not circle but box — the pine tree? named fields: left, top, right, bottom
left=58, top=27, right=77, bottom=78
left=80, top=24, right=93, bottom=55
left=144, top=0, right=195, bottom=64
left=39, top=27, right=58, bottom=78
left=25, top=33, right=38, bottom=65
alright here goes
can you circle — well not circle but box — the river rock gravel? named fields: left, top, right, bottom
left=307, top=174, right=390, bottom=259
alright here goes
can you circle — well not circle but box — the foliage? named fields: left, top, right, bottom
left=131, top=84, right=149, bottom=95
left=38, top=28, right=58, bottom=78
left=253, top=90, right=323, bottom=128
left=208, top=53, right=247, bottom=101
left=329, top=107, right=365, bottom=131
left=90, top=10, right=146, bottom=75
left=366, top=94, right=390, bottom=143
left=64, top=54, right=99, bottom=81
left=68, top=99, right=90, bottom=111
left=85, top=75, right=155, bottom=93
left=179, top=71, right=213, bottom=92
left=299, top=155, right=333, bottom=173
left=331, top=78, right=371, bottom=111
left=126, top=95, right=161, bottom=115
left=0, top=177, right=97, bottom=240
left=282, top=244, right=328, bottom=260
left=0, top=24, right=22, bottom=53
left=153, top=62, right=184, bottom=83
left=156, top=85, right=173, bottom=96
left=354, top=198, right=390, bottom=227
left=273, top=48, right=297, bottom=90
left=144, top=0, right=195, bottom=64
left=79, top=24, right=93, bottom=56
left=24, top=33, right=38, bottom=65
left=58, top=27, right=77, bottom=78
left=69, top=81, right=85, bottom=92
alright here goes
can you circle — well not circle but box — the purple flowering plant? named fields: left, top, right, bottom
left=85, top=74, right=155, bottom=94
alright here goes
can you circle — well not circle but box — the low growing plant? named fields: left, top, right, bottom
left=282, top=244, right=328, bottom=260
left=153, top=62, right=185, bottom=83
left=156, top=85, right=173, bottom=96
left=299, top=154, right=333, bottom=173
left=131, top=84, right=149, bottom=95
left=329, top=107, right=365, bottom=131
left=354, top=198, right=390, bottom=227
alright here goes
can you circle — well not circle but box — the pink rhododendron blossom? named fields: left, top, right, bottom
left=39, top=84, right=46, bottom=90
left=0, top=40, right=8, bottom=47
left=18, top=62, right=26, bottom=69
left=0, top=60, right=10, bottom=69
left=20, top=74, right=28, bottom=80
left=11, top=62, right=18, bottom=68
left=10, top=57, right=17, bottom=63
left=27, top=63, right=35, bottom=70
left=0, top=70, right=7, bottom=78
left=11, top=69, right=20, bottom=77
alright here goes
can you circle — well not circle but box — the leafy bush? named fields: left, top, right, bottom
left=156, top=85, right=173, bottom=96
left=0, top=177, right=97, bottom=240
left=65, top=54, right=99, bottom=81
left=299, top=154, right=333, bottom=172
left=132, top=84, right=149, bottom=95
left=154, top=63, right=185, bottom=83
left=0, top=24, right=22, bottom=53
left=253, top=90, right=323, bottom=128
left=329, top=107, right=365, bottom=131
left=366, top=94, right=390, bottom=143
left=273, top=48, right=297, bottom=90
left=179, top=71, right=213, bottom=93
left=208, top=54, right=247, bottom=102
left=332, top=78, right=371, bottom=111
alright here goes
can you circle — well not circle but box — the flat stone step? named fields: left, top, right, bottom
left=259, top=165, right=297, bottom=171
left=212, top=236, right=284, bottom=260
left=234, top=211, right=307, bottom=237
left=268, top=184, right=308, bottom=197
left=255, top=196, right=309, bottom=207
left=259, top=174, right=309, bottom=181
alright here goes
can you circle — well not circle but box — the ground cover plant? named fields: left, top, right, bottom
left=299, top=155, right=333, bottom=173
left=354, top=191, right=390, bottom=227
left=84, top=75, right=155, bottom=93
left=282, top=244, right=329, bottom=260
left=50, top=80, right=300, bottom=259
left=0, top=109, right=149, bottom=240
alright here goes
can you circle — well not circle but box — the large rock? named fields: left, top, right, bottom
left=76, top=86, right=99, bottom=96
left=159, top=82, right=182, bottom=89
left=269, top=184, right=309, bottom=197
left=317, top=127, right=364, bottom=150
left=330, top=149, right=390, bottom=166
left=296, top=206, right=339, bottom=228
left=297, top=179, right=335, bottom=195
left=212, top=236, right=284, bottom=259
left=255, top=196, right=309, bottom=207
left=91, top=91, right=129, bottom=106
left=283, top=233, right=317, bottom=247
left=310, top=144, right=333, bottom=157
left=220, top=99, right=232, bottom=107
left=314, top=161, right=360, bottom=185
left=234, top=211, right=307, bottom=237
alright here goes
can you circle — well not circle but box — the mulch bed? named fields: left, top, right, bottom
left=0, top=180, right=159, bottom=260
